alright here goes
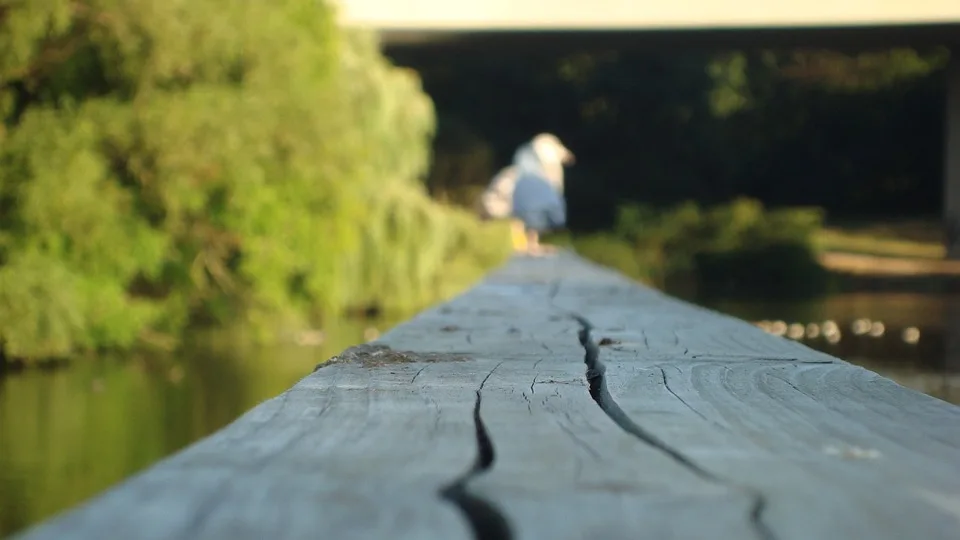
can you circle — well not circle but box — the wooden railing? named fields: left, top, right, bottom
left=13, top=252, right=960, bottom=540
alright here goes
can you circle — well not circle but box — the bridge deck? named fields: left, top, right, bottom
left=13, top=253, right=960, bottom=540
left=336, top=0, right=960, bottom=31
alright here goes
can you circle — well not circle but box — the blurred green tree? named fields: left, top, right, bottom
left=0, top=0, right=509, bottom=361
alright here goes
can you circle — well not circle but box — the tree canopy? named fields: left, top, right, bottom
left=0, top=0, right=508, bottom=361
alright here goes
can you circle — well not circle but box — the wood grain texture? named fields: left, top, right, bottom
left=14, top=251, right=960, bottom=540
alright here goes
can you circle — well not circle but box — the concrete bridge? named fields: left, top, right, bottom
left=337, top=0, right=960, bottom=258
left=336, top=1, right=960, bottom=31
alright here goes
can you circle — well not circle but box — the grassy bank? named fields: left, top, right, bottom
left=815, top=220, right=944, bottom=260
left=548, top=202, right=954, bottom=300
left=546, top=198, right=830, bottom=299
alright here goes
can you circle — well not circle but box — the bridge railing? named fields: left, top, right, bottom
left=13, top=251, right=960, bottom=540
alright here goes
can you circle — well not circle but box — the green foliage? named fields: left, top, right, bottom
left=558, top=198, right=828, bottom=297
left=707, top=52, right=751, bottom=118
left=777, top=48, right=950, bottom=91
left=705, top=48, right=947, bottom=118
left=0, top=1, right=509, bottom=361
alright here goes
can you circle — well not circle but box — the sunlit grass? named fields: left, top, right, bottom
left=815, top=222, right=944, bottom=260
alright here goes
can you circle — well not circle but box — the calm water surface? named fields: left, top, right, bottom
left=2, top=292, right=958, bottom=537
left=0, top=317, right=399, bottom=538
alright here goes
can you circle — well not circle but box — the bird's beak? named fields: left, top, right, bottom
left=563, top=150, right=576, bottom=166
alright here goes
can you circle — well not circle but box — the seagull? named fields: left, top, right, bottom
left=478, top=133, right=575, bottom=253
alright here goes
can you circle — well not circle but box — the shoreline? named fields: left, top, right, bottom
left=819, top=251, right=960, bottom=277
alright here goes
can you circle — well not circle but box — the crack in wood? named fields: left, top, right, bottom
left=573, top=315, right=777, bottom=540
left=438, top=363, right=513, bottom=540
left=658, top=366, right=713, bottom=424
left=766, top=372, right=817, bottom=402
left=548, top=280, right=561, bottom=301
left=689, top=353, right=832, bottom=364
left=554, top=416, right=602, bottom=461
left=424, top=395, right=442, bottom=434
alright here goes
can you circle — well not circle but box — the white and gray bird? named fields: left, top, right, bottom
left=477, top=133, right=575, bottom=255
left=478, top=133, right=574, bottom=220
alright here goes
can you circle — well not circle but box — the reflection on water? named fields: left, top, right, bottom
left=696, top=292, right=960, bottom=405
left=0, top=317, right=399, bottom=538
left=2, top=293, right=959, bottom=537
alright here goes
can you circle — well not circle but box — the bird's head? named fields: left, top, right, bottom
left=532, top=133, right=575, bottom=167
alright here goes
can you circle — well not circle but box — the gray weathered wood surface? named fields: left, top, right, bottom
left=14, top=252, right=960, bottom=540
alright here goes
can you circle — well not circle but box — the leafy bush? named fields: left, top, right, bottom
left=0, top=1, right=509, bottom=361
left=558, top=198, right=828, bottom=296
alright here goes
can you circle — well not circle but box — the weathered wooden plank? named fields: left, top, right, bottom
left=441, top=360, right=760, bottom=540
left=565, top=262, right=960, bottom=540
left=606, top=360, right=960, bottom=536
left=378, top=252, right=960, bottom=539
left=14, top=251, right=960, bottom=540
left=14, top=360, right=482, bottom=540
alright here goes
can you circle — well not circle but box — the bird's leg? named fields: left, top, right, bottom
left=510, top=220, right=528, bottom=252
left=526, top=230, right=540, bottom=254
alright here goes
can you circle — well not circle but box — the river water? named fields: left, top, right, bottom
left=0, top=317, right=397, bottom=538
left=699, top=291, right=960, bottom=405
left=1, top=291, right=957, bottom=537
